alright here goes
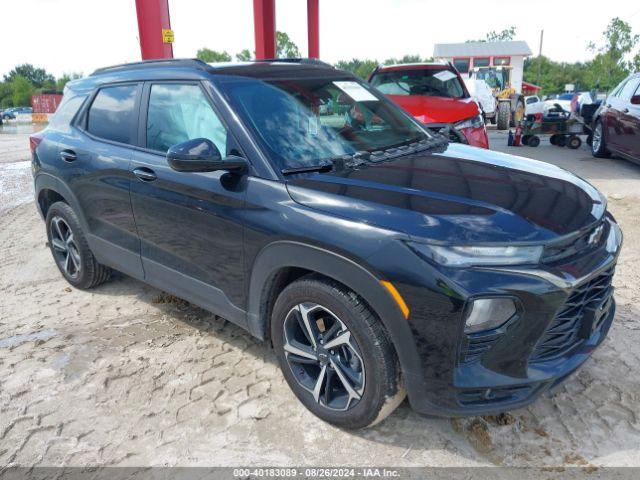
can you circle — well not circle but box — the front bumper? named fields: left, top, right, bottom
left=459, top=126, right=490, bottom=149
left=380, top=217, right=622, bottom=417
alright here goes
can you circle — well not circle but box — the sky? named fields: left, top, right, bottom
left=1, top=0, right=639, bottom=79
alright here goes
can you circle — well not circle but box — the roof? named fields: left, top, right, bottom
left=376, top=62, right=449, bottom=71
left=68, top=58, right=352, bottom=93
left=433, top=41, right=533, bottom=58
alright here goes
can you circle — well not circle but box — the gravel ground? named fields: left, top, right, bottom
left=1, top=128, right=640, bottom=469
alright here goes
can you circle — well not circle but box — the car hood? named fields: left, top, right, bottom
left=285, top=143, right=606, bottom=244
left=386, top=94, right=479, bottom=124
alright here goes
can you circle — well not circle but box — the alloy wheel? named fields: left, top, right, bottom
left=50, top=215, right=81, bottom=278
left=282, top=303, right=365, bottom=411
left=592, top=123, right=602, bottom=152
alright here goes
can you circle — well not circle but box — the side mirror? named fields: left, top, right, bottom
left=631, top=95, right=640, bottom=106
left=167, top=138, right=246, bottom=173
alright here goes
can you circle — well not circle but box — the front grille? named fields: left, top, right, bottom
left=530, top=266, right=615, bottom=363
left=542, top=220, right=607, bottom=263
left=458, top=385, right=533, bottom=407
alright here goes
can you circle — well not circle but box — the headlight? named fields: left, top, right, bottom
left=407, top=242, right=543, bottom=267
left=455, top=114, right=484, bottom=130
left=464, top=298, right=517, bottom=333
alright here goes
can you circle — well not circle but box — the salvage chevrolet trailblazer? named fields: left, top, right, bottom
left=30, top=59, right=622, bottom=429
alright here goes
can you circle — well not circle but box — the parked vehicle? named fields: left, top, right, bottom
left=464, top=78, right=497, bottom=124
left=31, top=59, right=622, bottom=428
left=2, top=106, right=33, bottom=119
left=468, top=65, right=525, bottom=130
left=525, top=95, right=544, bottom=116
left=544, top=93, right=574, bottom=113
left=369, top=63, right=489, bottom=148
left=591, top=73, right=640, bottom=163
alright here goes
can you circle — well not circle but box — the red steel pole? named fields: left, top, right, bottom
left=135, top=0, right=173, bottom=60
left=253, top=0, right=276, bottom=59
left=307, top=0, right=319, bottom=58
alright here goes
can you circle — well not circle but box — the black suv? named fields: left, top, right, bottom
left=31, top=59, right=622, bottom=429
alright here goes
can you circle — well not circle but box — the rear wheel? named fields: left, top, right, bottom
left=527, top=135, right=540, bottom=147
left=556, top=135, right=567, bottom=147
left=271, top=275, right=405, bottom=429
left=46, top=201, right=112, bottom=289
left=591, top=120, right=610, bottom=158
left=496, top=102, right=511, bottom=130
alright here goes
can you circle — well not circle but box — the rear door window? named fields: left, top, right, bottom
left=87, top=84, right=139, bottom=144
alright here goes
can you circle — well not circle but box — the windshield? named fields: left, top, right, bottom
left=474, top=68, right=508, bottom=90
left=216, top=76, right=429, bottom=170
left=370, top=68, right=466, bottom=98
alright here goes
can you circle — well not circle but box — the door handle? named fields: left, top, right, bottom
left=606, top=104, right=611, bottom=108
left=60, top=150, right=77, bottom=162
left=623, top=108, right=630, bottom=114
left=133, top=167, right=157, bottom=182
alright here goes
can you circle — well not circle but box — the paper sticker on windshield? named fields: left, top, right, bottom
left=433, top=70, right=457, bottom=82
left=333, top=81, right=378, bottom=102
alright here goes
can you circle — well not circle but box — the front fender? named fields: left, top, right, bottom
left=246, top=240, right=428, bottom=402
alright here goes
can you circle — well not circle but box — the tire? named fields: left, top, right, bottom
left=556, top=135, right=567, bottom=147
left=496, top=102, right=511, bottom=130
left=586, top=133, right=593, bottom=147
left=591, top=120, right=610, bottom=158
left=271, top=275, right=405, bottom=429
left=510, top=98, right=525, bottom=128
left=550, top=134, right=558, bottom=145
left=568, top=135, right=582, bottom=149
left=45, top=201, right=112, bottom=289
left=521, top=135, right=530, bottom=145
left=527, top=135, right=540, bottom=147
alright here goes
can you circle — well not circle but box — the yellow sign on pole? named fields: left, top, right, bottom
left=162, top=29, right=174, bottom=44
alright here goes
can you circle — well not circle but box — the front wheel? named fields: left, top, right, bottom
left=496, top=102, right=511, bottom=130
left=271, top=276, right=405, bottom=429
left=591, top=120, right=610, bottom=158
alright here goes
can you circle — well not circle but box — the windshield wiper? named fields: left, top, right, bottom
left=281, top=163, right=334, bottom=175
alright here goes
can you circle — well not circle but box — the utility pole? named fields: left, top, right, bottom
left=536, top=29, right=544, bottom=86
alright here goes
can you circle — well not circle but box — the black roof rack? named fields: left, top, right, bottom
left=91, top=58, right=209, bottom=76
left=252, top=58, right=334, bottom=68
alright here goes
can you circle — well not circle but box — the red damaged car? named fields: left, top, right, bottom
left=369, top=63, right=489, bottom=149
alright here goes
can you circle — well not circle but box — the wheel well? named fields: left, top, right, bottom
left=260, top=267, right=312, bottom=342
left=38, top=189, right=66, bottom=217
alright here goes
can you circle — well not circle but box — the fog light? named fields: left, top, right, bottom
left=464, top=298, right=516, bottom=333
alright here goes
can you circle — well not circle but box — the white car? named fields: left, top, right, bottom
left=525, top=95, right=544, bottom=116
left=464, top=78, right=496, bottom=122
left=544, top=93, right=575, bottom=114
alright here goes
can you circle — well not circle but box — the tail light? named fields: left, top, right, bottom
left=29, top=134, right=43, bottom=154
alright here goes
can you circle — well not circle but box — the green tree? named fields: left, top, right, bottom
left=0, top=82, right=13, bottom=108
left=467, top=26, right=517, bottom=43
left=276, top=31, right=301, bottom=58
left=56, top=73, right=83, bottom=91
left=196, top=48, right=232, bottom=63
left=10, top=76, right=34, bottom=107
left=236, top=49, right=253, bottom=61
left=585, top=17, right=638, bottom=91
left=383, top=54, right=431, bottom=65
left=4, top=64, right=54, bottom=88
left=335, top=58, right=379, bottom=79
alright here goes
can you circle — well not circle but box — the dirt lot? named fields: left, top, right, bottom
left=1, top=126, right=640, bottom=468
